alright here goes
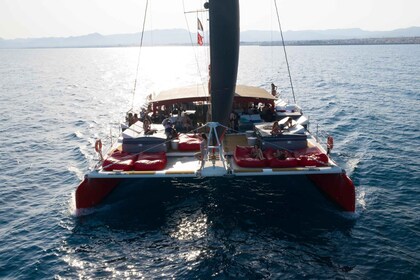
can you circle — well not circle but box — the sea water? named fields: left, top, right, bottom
left=0, top=45, right=419, bottom=279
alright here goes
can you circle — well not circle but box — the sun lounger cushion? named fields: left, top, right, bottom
left=298, top=153, right=329, bottom=167
left=103, top=150, right=138, bottom=171
left=263, top=148, right=299, bottom=168
left=134, top=151, right=167, bottom=171
left=178, top=134, right=201, bottom=151
left=234, top=146, right=267, bottom=168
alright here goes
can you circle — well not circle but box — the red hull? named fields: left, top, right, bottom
left=74, top=173, right=355, bottom=211
left=75, top=177, right=121, bottom=209
left=308, top=173, right=355, bottom=212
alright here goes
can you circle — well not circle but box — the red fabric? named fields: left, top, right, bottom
left=292, top=146, right=329, bottom=167
left=178, top=134, right=201, bottom=151
left=134, top=152, right=167, bottom=171
left=197, top=33, right=203, bottom=46
left=294, top=146, right=323, bottom=157
left=298, top=154, right=329, bottom=167
left=234, top=146, right=267, bottom=168
left=102, top=150, right=137, bottom=171
left=263, top=148, right=299, bottom=168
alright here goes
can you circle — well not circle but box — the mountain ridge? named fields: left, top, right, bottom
left=1, top=27, right=419, bottom=48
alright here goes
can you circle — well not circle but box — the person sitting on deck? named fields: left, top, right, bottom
left=195, top=133, right=208, bottom=161
left=182, top=113, right=193, bottom=132
left=127, top=112, right=134, bottom=126
left=271, top=83, right=277, bottom=96
left=284, top=117, right=293, bottom=130
left=132, top=113, right=139, bottom=124
left=273, top=149, right=287, bottom=160
left=143, top=119, right=156, bottom=135
left=250, top=144, right=265, bottom=160
left=229, top=110, right=238, bottom=131
left=271, top=121, right=282, bottom=135
left=163, top=118, right=176, bottom=139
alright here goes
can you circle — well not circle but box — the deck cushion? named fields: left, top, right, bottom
left=263, top=148, right=299, bottom=168
left=178, top=134, right=201, bottom=151
left=234, top=146, right=267, bottom=168
left=134, top=151, right=167, bottom=171
left=298, top=153, right=329, bottom=167
left=102, top=150, right=137, bottom=171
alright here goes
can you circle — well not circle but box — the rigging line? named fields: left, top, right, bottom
left=274, top=0, right=296, bottom=104
left=131, top=0, right=149, bottom=110
left=270, top=1, right=274, bottom=72
left=182, top=0, right=207, bottom=94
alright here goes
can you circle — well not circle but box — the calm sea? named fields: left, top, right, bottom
left=0, top=45, right=419, bottom=279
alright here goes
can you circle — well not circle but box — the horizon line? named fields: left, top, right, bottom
left=1, top=26, right=419, bottom=41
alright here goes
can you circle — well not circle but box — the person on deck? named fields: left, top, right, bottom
left=127, top=112, right=134, bottom=126
left=284, top=117, right=293, bottom=129
left=143, top=119, right=156, bottom=135
left=250, top=144, right=265, bottom=160
left=182, top=113, right=192, bottom=132
left=229, top=110, right=237, bottom=131
left=163, top=119, right=176, bottom=139
left=139, top=108, right=146, bottom=122
left=195, top=133, right=208, bottom=162
left=132, top=113, right=139, bottom=124
left=273, top=149, right=287, bottom=160
left=271, top=121, right=281, bottom=135
left=271, top=83, right=277, bottom=96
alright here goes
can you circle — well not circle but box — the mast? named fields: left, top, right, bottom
left=207, top=0, right=240, bottom=129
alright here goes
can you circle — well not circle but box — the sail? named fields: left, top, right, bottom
left=208, top=0, right=240, bottom=128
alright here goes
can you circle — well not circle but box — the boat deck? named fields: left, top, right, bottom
left=91, top=134, right=342, bottom=179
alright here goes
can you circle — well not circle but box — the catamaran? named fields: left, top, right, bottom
left=75, top=0, right=355, bottom=213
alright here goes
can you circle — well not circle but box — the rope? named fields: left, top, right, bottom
left=131, top=0, right=149, bottom=110
left=273, top=0, right=296, bottom=104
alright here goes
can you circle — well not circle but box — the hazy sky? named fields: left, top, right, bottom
left=1, top=0, right=419, bottom=39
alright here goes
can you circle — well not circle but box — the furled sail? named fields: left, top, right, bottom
left=208, top=0, right=240, bottom=128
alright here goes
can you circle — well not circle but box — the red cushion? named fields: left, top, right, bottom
left=294, top=146, right=323, bottom=157
left=234, top=146, right=267, bottom=168
left=103, top=150, right=137, bottom=171
left=134, top=152, right=167, bottom=171
left=298, top=154, right=329, bottom=167
left=178, top=134, right=201, bottom=151
left=263, top=148, right=298, bottom=168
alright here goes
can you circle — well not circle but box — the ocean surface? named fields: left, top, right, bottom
left=0, top=45, right=419, bottom=279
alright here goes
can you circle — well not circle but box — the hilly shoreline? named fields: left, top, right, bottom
left=1, top=27, right=419, bottom=49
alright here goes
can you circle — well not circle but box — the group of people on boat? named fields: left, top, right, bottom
left=270, top=117, right=293, bottom=135
left=126, top=112, right=140, bottom=126
left=249, top=144, right=290, bottom=161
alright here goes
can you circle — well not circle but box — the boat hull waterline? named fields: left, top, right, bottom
left=75, top=159, right=355, bottom=212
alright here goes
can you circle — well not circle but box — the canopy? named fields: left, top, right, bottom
left=150, top=84, right=275, bottom=105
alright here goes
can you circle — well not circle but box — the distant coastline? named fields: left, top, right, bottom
left=1, top=27, right=419, bottom=49
left=256, top=37, right=420, bottom=46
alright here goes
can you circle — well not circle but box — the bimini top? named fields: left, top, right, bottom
left=150, top=84, right=276, bottom=105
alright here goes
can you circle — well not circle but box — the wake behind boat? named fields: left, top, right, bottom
left=75, top=0, right=355, bottom=213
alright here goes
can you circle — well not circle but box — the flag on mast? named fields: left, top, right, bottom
left=197, top=18, right=204, bottom=46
